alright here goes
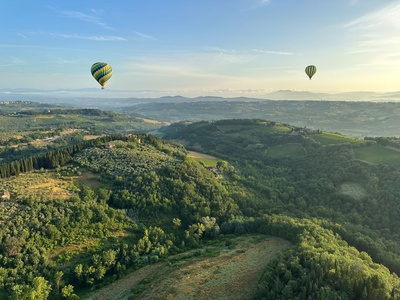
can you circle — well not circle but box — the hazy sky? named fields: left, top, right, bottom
left=2, top=0, right=400, bottom=97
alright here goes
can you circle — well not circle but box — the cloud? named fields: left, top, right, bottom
left=343, top=2, right=400, bottom=66
left=252, top=49, right=293, bottom=55
left=201, top=47, right=293, bottom=64
left=203, top=46, right=237, bottom=53
left=17, top=33, right=29, bottom=39
left=134, top=31, right=157, bottom=41
left=54, top=33, right=126, bottom=41
left=61, top=10, right=113, bottom=30
left=345, top=2, right=400, bottom=31
left=20, top=30, right=126, bottom=42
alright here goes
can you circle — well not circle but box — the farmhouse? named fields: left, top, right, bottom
left=209, top=167, right=219, bottom=173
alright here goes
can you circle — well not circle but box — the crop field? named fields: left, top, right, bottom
left=311, top=132, right=364, bottom=145
left=85, top=235, right=291, bottom=300
left=265, top=143, right=306, bottom=158
left=354, top=144, right=400, bottom=166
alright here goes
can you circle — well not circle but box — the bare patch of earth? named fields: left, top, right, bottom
left=73, top=171, right=105, bottom=189
left=140, top=118, right=162, bottom=124
left=84, top=235, right=290, bottom=300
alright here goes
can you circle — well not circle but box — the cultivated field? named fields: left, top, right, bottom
left=311, top=132, right=364, bottom=145
left=354, top=144, right=400, bottom=166
left=85, top=235, right=291, bottom=300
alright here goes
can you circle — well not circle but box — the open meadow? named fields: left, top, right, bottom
left=187, top=151, right=220, bottom=167
left=354, top=144, right=400, bottom=166
left=311, top=132, right=365, bottom=145
left=85, top=235, right=291, bottom=300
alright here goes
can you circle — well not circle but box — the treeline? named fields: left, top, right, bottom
left=365, top=136, right=400, bottom=148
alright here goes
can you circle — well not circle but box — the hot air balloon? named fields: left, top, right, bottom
left=305, top=65, right=317, bottom=80
left=91, top=62, right=113, bottom=89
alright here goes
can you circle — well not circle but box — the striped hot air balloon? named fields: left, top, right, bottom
left=305, top=65, right=317, bottom=80
left=91, top=62, right=113, bottom=89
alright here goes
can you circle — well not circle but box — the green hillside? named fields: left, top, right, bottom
left=1, top=113, right=400, bottom=299
left=354, top=144, right=400, bottom=166
left=0, top=104, right=162, bottom=164
left=163, top=118, right=400, bottom=299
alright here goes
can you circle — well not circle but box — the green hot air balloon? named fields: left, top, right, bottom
left=305, top=65, right=317, bottom=80
left=91, top=62, right=113, bottom=89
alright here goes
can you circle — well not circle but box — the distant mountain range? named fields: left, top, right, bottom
left=264, top=90, right=400, bottom=101
left=3, top=88, right=400, bottom=138
left=1, top=88, right=400, bottom=103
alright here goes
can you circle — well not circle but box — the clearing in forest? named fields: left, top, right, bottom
left=84, top=235, right=291, bottom=300
left=73, top=170, right=105, bottom=189
left=340, top=182, right=368, bottom=200
left=0, top=171, right=76, bottom=201
left=187, top=151, right=220, bottom=167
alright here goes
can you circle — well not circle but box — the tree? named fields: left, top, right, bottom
left=216, top=160, right=229, bottom=171
left=200, top=216, right=220, bottom=239
left=11, top=277, right=52, bottom=300
left=54, top=271, right=63, bottom=296
left=61, top=284, right=75, bottom=299
left=102, top=249, right=117, bottom=268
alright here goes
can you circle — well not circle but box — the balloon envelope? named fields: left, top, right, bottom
left=305, top=65, right=317, bottom=80
left=91, top=62, right=113, bottom=89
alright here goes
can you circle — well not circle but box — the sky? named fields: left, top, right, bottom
left=2, top=0, right=400, bottom=98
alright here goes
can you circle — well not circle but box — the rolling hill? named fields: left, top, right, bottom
left=1, top=105, right=400, bottom=299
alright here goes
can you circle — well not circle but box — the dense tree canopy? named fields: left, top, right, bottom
left=2, top=116, right=400, bottom=299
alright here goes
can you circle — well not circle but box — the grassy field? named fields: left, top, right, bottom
left=354, top=144, right=400, bottom=166
left=311, top=132, right=364, bottom=145
left=265, top=143, right=306, bottom=158
left=74, top=170, right=107, bottom=189
left=0, top=166, right=106, bottom=201
left=85, top=235, right=291, bottom=300
left=187, top=151, right=220, bottom=167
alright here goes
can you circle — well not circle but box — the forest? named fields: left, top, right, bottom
left=1, top=103, right=400, bottom=299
